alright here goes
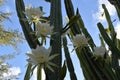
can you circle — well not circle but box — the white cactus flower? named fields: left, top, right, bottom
left=72, top=34, right=88, bottom=48
left=26, top=45, right=58, bottom=72
left=25, top=5, right=45, bottom=23
left=26, top=46, right=51, bottom=64
left=93, top=46, right=106, bottom=57
left=36, top=22, right=54, bottom=37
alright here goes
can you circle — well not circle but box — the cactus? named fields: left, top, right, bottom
left=63, top=37, right=77, bottom=80
left=45, top=0, right=62, bottom=80
left=15, top=0, right=120, bottom=80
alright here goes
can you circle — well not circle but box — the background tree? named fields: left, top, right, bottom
left=0, top=0, right=24, bottom=79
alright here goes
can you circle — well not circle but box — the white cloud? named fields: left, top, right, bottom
left=33, top=66, right=46, bottom=80
left=2, top=67, right=21, bottom=80
left=93, top=0, right=116, bottom=22
left=9, top=67, right=21, bottom=76
left=116, top=22, right=120, bottom=39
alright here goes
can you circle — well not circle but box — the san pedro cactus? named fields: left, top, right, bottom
left=15, top=0, right=120, bottom=80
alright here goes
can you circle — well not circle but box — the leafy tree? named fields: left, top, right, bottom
left=0, top=0, right=24, bottom=79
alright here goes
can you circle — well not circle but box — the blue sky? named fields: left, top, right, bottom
left=1, top=0, right=120, bottom=80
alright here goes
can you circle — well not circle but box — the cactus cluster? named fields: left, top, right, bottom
left=15, top=0, right=120, bottom=80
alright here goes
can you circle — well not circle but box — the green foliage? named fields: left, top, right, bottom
left=0, top=62, right=10, bottom=79
left=0, top=25, right=23, bottom=48
left=0, top=0, right=24, bottom=48
left=0, top=54, right=20, bottom=79
left=0, top=12, right=12, bottom=22
left=0, top=0, right=24, bottom=79
left=0, top=0, right=7, bottom=6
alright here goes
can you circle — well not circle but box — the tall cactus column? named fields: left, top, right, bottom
left=46, top=0, right=62, bottom=80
